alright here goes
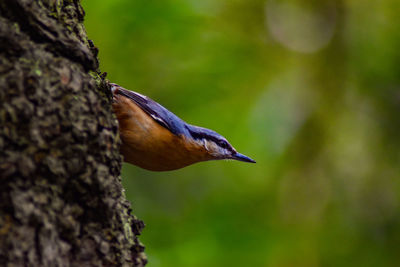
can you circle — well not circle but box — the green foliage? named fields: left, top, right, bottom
left=84, top=0, right=400, bottom=266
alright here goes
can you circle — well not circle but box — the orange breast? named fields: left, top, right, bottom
left=112, top=94, right=211, bottom=171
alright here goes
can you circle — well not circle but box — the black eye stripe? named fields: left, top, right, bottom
left=218, top=140, right=228, bottom=148
left=210, top=138, right=233, bottom=152
left=188, top=126, right=234, bottom=152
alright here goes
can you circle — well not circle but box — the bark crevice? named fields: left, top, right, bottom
left=1, top=0, right=97, bottom=71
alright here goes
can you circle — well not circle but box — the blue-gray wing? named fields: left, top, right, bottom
left=112, top=84, right=187, bottom=136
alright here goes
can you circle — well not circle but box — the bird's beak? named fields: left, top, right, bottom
left=231, top=152, right=256, bottom=163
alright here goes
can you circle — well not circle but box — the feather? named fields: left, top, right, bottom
left=112, top=84, right=187, bottom=136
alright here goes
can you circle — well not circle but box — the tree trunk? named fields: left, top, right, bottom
left=0, top=0, right=146, bottom=266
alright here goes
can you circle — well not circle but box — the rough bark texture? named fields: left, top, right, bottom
left=0, top=0, right=146, bottom=266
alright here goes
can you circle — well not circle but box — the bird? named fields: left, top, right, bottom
left=110, top=83, right=255, bottom=171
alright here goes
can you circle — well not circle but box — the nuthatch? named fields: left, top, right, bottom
left=111, top=83, right=255, bottom=171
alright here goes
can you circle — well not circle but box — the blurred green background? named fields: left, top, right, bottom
left=83, top=0, right=400, bottom=266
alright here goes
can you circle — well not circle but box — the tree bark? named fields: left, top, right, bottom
left=0, top=0, right=146, bottom=266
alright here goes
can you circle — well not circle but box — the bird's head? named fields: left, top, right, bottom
left=187, top=126, right=256, bottom=163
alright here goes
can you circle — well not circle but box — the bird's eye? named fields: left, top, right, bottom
left=218, top=140, right=229, bottom=149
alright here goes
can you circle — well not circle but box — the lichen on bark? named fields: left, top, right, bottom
left=0, top=0, right=146, bottom=266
